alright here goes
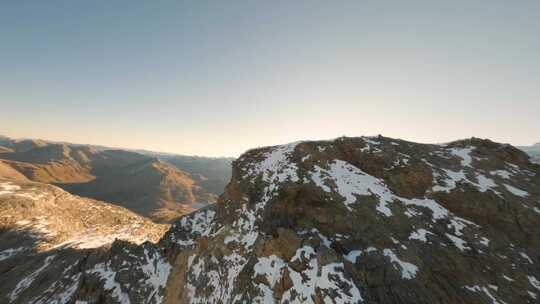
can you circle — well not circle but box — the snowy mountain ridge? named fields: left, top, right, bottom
left=1, top=136, right=539, bottom=303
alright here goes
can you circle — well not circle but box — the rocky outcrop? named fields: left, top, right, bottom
left=1, top=136, right=540, bottom=303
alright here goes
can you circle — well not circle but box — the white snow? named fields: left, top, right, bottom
left=360, top=137, right=382, bottom=153
left=33, top=273, right=82, bottom=304
left=344, top=250, right=362, bottom=263
left=187, top=252, right=248, bottom=304
left=409, top=229, right=432, bottom=242
left=502, top=275, right=514, bottom=282
left=474, top=174, right=498, bottom=193
left=0, top=182, right=21, bottom=195
left=88, top=263, right=131, bottom=304
left=250, top=246, right=364, bottom=304
left=432, top=169, right=467, bottom=193
left=243, top=142, right=301, bottom=212
left=284, top=249, right=363, bottom=304
left=520, top=252, right=534, bottom=264
left=0, top=247, right=26, bottom=261
left=53, top=228, right=151, bottom=250
left=253, top=255, right=286, bottom=288
left=503, top=184, right=529, bottom=197
left=464, top=285, right=506, bottom=304
left=479, top=237, right=490, bottom=246
left=224, top=204, right=259, bottom=249
left=15, top=192, right=46, bottom=201
left=307, top=158, right=480, bottom=242
left=0, top=182, right=47, bottom=200
left=445, top=233, right=470, bottom=251
left=528, top=275, right=540, bottom=290
left=490, top=170, right=512, bottom=179
left=404, top=198, right=449, bottom=220
left=173, top=209, right=216, bottom=246
left=432, top=170, right=500, bottom=195
left=383, top=249, right=418, bottom=280
left=10, top=255, right=56, bottom=301
left=448, top=147, right=474, bottom=167
left=139, top=248, right=172, bottom=303
left=309, top=160, right=395, bottom=215
left=309, top=167, right=332, bottom=193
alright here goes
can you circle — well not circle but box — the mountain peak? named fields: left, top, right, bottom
left=2, top=136, right=539, bottom=303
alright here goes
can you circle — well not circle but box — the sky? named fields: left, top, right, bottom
left=1, top=1, right=539, bottom=157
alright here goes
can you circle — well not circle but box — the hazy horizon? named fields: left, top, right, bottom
left=2, top=1, right=539, bottom=156
left=2, top=131, right=539, bottom=159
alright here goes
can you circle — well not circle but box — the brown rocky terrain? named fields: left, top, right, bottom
left=0, top=138, right=49, bottom=153
left=0, top=137, right=229, bottom=222
left=0, top=179, right=167, bottom=261
left=1, top=136, right=539, bottom=303
left=0, top=161, right=27, bottom=181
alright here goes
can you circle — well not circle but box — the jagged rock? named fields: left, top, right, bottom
left=1, top=136, right=540, bottom=303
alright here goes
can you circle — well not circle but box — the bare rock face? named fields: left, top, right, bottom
left=2, top=136, right=540, bottom=303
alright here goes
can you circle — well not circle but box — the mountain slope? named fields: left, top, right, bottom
left=0, top=138, right=225, bottom=222
left=153, top=155, right=234, bottom=196
left=519, top=142, right=540, bottom=164
left=1, top=136, right=539, bottom=303
left=61, top=157, right=217, bottom=222
left=0, top=179, right=167, bottom=258
left=0, top=161, right=28, bottom=181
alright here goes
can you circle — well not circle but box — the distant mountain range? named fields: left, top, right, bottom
left=518, top=142, right=540, bottom=164
left=0, top=135, right=234, bottom=222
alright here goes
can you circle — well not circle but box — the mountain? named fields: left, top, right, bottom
left=0, top=138, right=49, bottom=153
left=60, top=155, right=218, bottom=222
left=518, top=143, right=540, bottom=165
left=1, top=136, right=539, bottom=303
left=0, top=161, right=28, bottom=181
left=156, top=155, right=234, bottom=195
left=0, top=136, right=232, bottom=222
left=0, top=178, right=167, bottom=257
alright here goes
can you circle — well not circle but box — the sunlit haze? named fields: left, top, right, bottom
left=1, top=1, right=539, bottom=157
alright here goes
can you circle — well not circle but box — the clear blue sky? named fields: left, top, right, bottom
left=1, top=1, right=539, bottom=156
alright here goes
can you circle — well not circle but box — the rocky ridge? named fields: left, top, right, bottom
left=1, top=136, right=540, bottom=303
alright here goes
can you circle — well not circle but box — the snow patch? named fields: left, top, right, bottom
left=490, top=170, right=512, bottom=179
left=88, top=262, right=131, bottom=304
left=383, top=249, right=418, bottom=279
left=464, top=285, right=506, bottom=304
left=0, top=246, right=27, bottom=261
left=10, top=255, right=56, bottom=301
left=448, top=147, right=474, bottom=167
left=446, top=233, right=470, bottom=251
left=309, top=160, right=395, bottom=216
left=528, top=275, right=540, bottom=290
left=503, top=184, right=529, bottom=197
left=409, top=229, right=432, bottom=242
